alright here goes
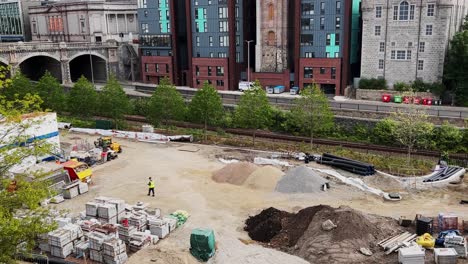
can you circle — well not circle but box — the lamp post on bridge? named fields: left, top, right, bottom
left=245, top=40, right=254, bottom=83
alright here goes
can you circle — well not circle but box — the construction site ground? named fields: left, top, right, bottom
left=56, top=132, right=468, bottom=264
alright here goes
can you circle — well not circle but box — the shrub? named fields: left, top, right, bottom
left=359, top=78, right=387, bottom=90
left=372, top=119, right=397, bottom=145
left=393, top=82, right=411, bottom=92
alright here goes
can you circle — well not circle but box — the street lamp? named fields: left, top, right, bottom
left=245, top=40, right=254, bottom=83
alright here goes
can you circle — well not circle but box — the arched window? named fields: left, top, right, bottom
left=268, top=4, right=274, bottom=20
left=267, top=31, right=276, bottom=45
left=399, top=1, right=409, bottom=20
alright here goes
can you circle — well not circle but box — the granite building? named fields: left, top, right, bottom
left=360, top=0, right=468, bottom=87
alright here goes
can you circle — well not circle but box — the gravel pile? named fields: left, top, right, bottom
left=275, top=166, right=329, bottom=193
left=212, top=162, right=259, bottom=185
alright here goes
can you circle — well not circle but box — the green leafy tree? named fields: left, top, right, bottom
left=433, top=122, right=463, bottom=154
left=35, top=71, right=66, bottom=112
left=68, top=76, right=98, bottom=117
left=234, top=80, right=272, bottom=145
left=290, top=84, right=334, bottom=148
left=0, top=65, right=57, bottom=263
left=99, top=75, right=131, bottom=127
left=444, top=30, right=468, bottom=106
left=147, top=77, right=186, bottom=126
left=372, top=119, right=397, bottom=145
left=390, top=107, right=434, bottom=164
left=1, top=72, right=35, bottom=101
left=188, top=81, right=224, bottom=140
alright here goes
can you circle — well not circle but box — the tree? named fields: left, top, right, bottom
left=290, top=84, right=334, bottom=148
left=433, top=122, right=463, bottom=154
left=68, top=76, right=98, bottom=117
left=188, top=81, right=224, bottom=140
left=147, top=77, right=186, bottom=126
left=1, top=72, right=35, bottom=101
left=99, top=75, right=131, bottom=127
left=0, top=65, right=57, bottom=263
left=234, top=81, right=272, bottom=145
left=444, top=30, right=468, bottom=106
left=390, top=107, right=434, bottom=164
left=35, top=71, right=66, bottom=112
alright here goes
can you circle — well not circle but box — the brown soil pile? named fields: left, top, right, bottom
left=212, top=162, right=258, bottom=185
left=243, top=166, right=284, bottom=191
left=245, top=205, right=404, bottom=264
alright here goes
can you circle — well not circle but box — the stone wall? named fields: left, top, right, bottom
left=356, top=89, right=436, bottom=101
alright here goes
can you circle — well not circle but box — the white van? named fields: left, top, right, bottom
left=238, top=81, right=254, bottom=91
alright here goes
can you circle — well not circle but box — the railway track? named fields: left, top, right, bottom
left=123, top=115, right=467, bottom=164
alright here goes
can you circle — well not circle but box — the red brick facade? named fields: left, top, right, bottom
left=191, top=58, right=229, bottom=90
left=299, top=58, right=342, bottom=95
left=251, top=70, right=291, bottom=90
left=141, top=56, right=174, bottom=85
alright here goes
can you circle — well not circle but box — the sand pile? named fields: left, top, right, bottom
left=245, top=205, right=404, bottom=264
left=243, top=166, right=284, bottom=191
left=212, top=162, right=259, bottom=185
left=275, top=166, right=329, bottom=193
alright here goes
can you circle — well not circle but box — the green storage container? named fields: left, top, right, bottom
left=394, top=95, right=402, bottom=103
left=190, top=228, right=215, bottom=262
left=95, top=119, right=113, bottom=129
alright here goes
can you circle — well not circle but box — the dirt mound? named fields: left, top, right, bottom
left=244, top=207, right=292, bottom=242
left=275, top=166, right=329, bottom=193
left=245, top=205, right=404, bottom=263
left=244, top=166, right=284, bottom=191
left=212, top=162, right=258, bottom=185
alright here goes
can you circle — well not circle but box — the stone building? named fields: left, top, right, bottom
left=29, top=0, right=139, bottom=43
left=360, top=0, right=468, bottom=87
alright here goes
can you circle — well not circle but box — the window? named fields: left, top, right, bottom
left=268, top=4, right=274, bottom=20
left=305, top=52, right=315, bottom=58
left=166, top=64, right=169, bottom=73
left=196, top=36, right=200, bottom=46
left=236, top=7, right=239, bottom=18
left=334, top=52, right=339, bottom=58
left=216, top=80, right=224, bottom=87
left=326, top=34, right=331, bottom=45
left=301, top=18, right=313, bottom=30
left=320, top=17, right=325, bottom=30
left=320, top=2, right=325, bottom=14
left=268, top=31, right=276, bottom=45
left=395, top=50, right=406, bottom=60
left=378, top=59, right=384, bottom=69
left=236, top=52, right=240, bottom=62
left=301, top=3, right=314, bottom=15
left=427, top=4, right=435, bottom=16
left=335, top=33, right=340, bottom=45
left=219, top=7, right=228, bottom=18
left=375, top=26, right=381, bottom=36
left=80, top=18, right=86, bottom=33
left=144, top=63, right=149, bottom=72
left=209, top=36, right=213, bottom=47
left=216, top=66, right=224, bottom=76
left=336, top=1, right=341, bottom=14
left=391, top=50, right=396, bottom=59
left=155, top=64, right=160, bottom=72
left=208, top=66, right=212, bottom=76
left=196, top=52, right=200, bottom=57
left=138, top=0, right=147, bottom=8
left=219, top=36, right=228, bottom=46
left=426, top=25, right=433, bottom=35
left=218, top=52, right=227, bottom=58
left=399, top=1, right=409, bottom=20
left=379, top=42, right=385, bottom=52
left=236, top=35, right=240, bottom=46
left=326, top=52, right=330, bottom=58
left=419, top=42, right=425, bottom=52
left=417, top=60, right=424, bottom=70
left=304, top=67, right=313, bottom=78
left=32, top=23, right=37, bottom=34
left=210, top=52, right=214, bottom=58
left=410, top=5, right=415, bottom=19
left=331, top=67, right=336, bottom=79
left=406, top=50, right=411, bottom=59
left=219, top=21, right=228, bottom=32
left=408, top=42, right=413, bottom=47
left=393, top=6, right=398, bottom=20
left=376, top=6, right=382, bottom=18
left=141, top=23, right=149, bottom=33
left=335, top=17, right=341, bottom=29
left=320, top=67, right=326, bottom=74
left=208, top=80, right=212, bottom=85
left=196, top=79, right=200, bottom=85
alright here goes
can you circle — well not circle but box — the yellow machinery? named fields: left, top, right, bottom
left=94, top=137, right=122, bottom=153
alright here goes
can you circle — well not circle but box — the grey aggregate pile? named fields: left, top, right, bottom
left=275, top=166, right=329, bottom=193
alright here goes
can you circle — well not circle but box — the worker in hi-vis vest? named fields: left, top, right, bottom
left=147, top=177, right=155, bottom=197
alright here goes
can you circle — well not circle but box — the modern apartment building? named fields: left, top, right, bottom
left=0, top=0, right=25, bottom=42
left=29, top=0, right=139, bottom=43
left=360, top=0, right=468, bottom=87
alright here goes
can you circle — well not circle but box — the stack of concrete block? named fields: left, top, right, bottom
left=86, top=201, right=100, bottom=217
left=148, top=218, right=169, bottom=239
left=73, top=240, right=89, bottom=257
left=38, top=233, right=50, bottom=252
left=88, top=231, right=110, bottom=263
left=129, top=213, right=147, bottom=231
left=62, top=224, right=83, bottom=240
left=163, top=216, right=177, bottom=232
left=118, top=225, right=137, bottom=243
left=78, top=182, right=89, bottom=194
left=444, top=235, right=467, bottom=258
left=98, top=204, right=118, bottom=224
left=50, top=242, right=74, bottom=258
left=62, top=185, right=79, bottom=199
left=132, top=202, right=148, bottom=211
left=129, top=232, right=152, bottom=252
left=103, top=238, right=128, bottom=264
left=48, top=229, right=73, bottom=248
left=90, top=248, right=103, bottom=263
left=55, top=217, right=72, bottom=228
left=108, top=199, right=126, bottom=222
